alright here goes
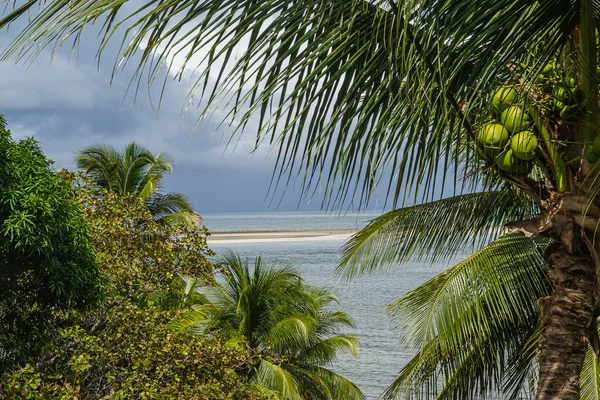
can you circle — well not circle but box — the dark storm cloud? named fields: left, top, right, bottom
left=0, top=8, right=380, bottom=213
left=0, top=28, right=312, bottom=213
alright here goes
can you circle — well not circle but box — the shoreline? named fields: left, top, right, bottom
left=206, top=229, right=357, bottom=244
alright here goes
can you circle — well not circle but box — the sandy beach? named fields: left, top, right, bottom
left=206, top=229, right=357, bottom=244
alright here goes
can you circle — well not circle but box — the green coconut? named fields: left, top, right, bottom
left=492, top=87, right=518, bottom=113
left=567, top=76, right=577, bottom=87
left=559, top=105, right=576, bottom=119
left=501, top=106, right=530, bottom=133
left=593, top=136, right=600, bottom=155
left=542, top=62, right=555, bottom=75
left=585, top=144, right=599, bottom=163
left=496, top=150, right=532, bottom=176
left=478, top=123, right=509, bottom=151
left=554, top=87, right=568, bottom=101
left=512, top=160, right=533, bottom=176
left=496, top=150, right=517, bottom=171
left=554, top=99, right=565, bottom=111
left=510, top=131, right=538, bottom=160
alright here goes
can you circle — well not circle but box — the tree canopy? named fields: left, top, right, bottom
left=170, top=252, right=364, bottom=399
left=76, top=142, right=199, bottom=226
left=0, top=125, right=100, bottom=371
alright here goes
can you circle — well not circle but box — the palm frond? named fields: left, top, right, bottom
left=383, top=233, right=551, bottom=399
left=255, top=359, right=302, bottom=399
left=338, top=190, right=539, bottom=279
left=145, top=192, right=194, bottom=219
left=266, top=314, right=314, bottom=351
left=137, top=151, right=173, bottom=199
left=296, top=334, right=360, bottom=366
left=1, top=0, right=579, bottom=207
left=581, top=345, right=600, bottom=400
left=305, top=365, right=366, bottom=400
left=75, top=144, right=121, bottom=191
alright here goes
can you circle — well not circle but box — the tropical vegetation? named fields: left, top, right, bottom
left=76, top=142, right=199, bottom=226
left=4, top=0, right=600, bottom=398
left=170, top=251, right=364, bottom=399
left=0, top=124, right=101, bottom=372
left=0, top=126, right=258, bottom=398
left=0, top=119, right=359, bottom=398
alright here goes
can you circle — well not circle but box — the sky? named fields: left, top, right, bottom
left=0, top=6, right=390, bottom=214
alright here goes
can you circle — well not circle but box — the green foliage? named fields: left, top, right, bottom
left=0, top=303, right=258, bottom=399
left=1, top=174, right=258, bottom=399
left=383, top=233, right=551, bottom=399
left=70, top=173, right=214, bottom=299
left=338, top=190, right=538, bottom=279
left=0, top=0, right=585, bottom=206
left=76, top=142, right=198, bottom=226
left=0, top=130, right=100, bottom=371
left=171, top=252, right=364, bottom=399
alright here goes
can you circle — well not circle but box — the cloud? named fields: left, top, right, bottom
left=0, top=10, right=335, bottom=213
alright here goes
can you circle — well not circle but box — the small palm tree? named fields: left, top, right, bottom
left=76, top=142, right=199, bottom=226
left=170, top=251, right=364, bottom=400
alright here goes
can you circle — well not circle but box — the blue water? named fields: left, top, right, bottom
left=202, top=212, right=467, bottom=399
left=202, top=211, right=382, bottom=232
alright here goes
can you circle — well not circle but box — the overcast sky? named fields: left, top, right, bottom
left=0, top=9, right=388, bottom=215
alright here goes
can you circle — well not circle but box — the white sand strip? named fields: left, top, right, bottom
left=207, top=230, right=357, bottom=244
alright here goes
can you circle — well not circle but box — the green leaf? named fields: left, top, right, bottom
left=383, top=233, right=551, bottom=399
left=338, top=190, right=538, bottom=279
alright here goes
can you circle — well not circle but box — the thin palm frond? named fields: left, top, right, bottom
left=1, top=0, right=580, bottom=207
left=581, top=345, right=600, bottom=400
left=255, top=359, right=302, bottom=400
left=145, top=192, right=194, bottom=219
left=75, top=144, right=121, bottom=191
left=338, top=190, right=539, bottom=279
left=296, top=335, right=360, bottom=366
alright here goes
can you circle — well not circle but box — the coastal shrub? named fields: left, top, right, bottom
left=0, top=123, right=100, bottom=371
left=0, top=304, right=258, bottom=399
left=1, top=172, right=259, bottom=399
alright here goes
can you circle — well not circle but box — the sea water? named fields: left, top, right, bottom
left=203, top=212, right=473, bottom=399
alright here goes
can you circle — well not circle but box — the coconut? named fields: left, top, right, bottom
left=512, top=160, right=533, bottom=176
left=554, top=99, right=565, bottom=111
left=501, top=106, right=530, bottom=133
left=510, top=131, right=538, bottom=160
left=492, top=87, right=518, bottom=113
left=559, top=105, right=575, bottom=119
left=478, top=123, right=509, bottom=151
left=593, top=136, right=600, bottom=155
left=554, top=87, right=568, bottom=101
left=496, top=150, right=532, bottom=175
left=543, top=62, right=555, bottom=75
left=496, top=150, right=517, bottom=171
left=585, top=144, right=599, bottom=163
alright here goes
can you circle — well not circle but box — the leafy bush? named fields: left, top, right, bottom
left=1, top=168, right=260, bottom=399
left=1, top=304, right=257, bottom=399
left=0, top=126, right=100, bottom=370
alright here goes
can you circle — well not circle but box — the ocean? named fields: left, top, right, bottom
left=203, top=212, right=466, bottom=399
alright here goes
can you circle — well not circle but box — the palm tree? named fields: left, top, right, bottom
left=76, top=142, right=199, bottom=226
left=169, top=251, right=364, bottom=399
left=3, top=1, right=600, bottom=398
left=346, top=228, right=600, bottom=400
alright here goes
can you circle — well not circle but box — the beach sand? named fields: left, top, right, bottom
left=206, top=229, right=357, bottom=244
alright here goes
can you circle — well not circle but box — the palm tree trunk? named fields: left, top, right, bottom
left=536, top=243, right=595, bottom=399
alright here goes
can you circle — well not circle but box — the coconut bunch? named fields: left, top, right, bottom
left=537, top=61, right=600, bottom=163
left=537, top=61, right=583, bottom=120
left=478, top=86, right=538, bottom=176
